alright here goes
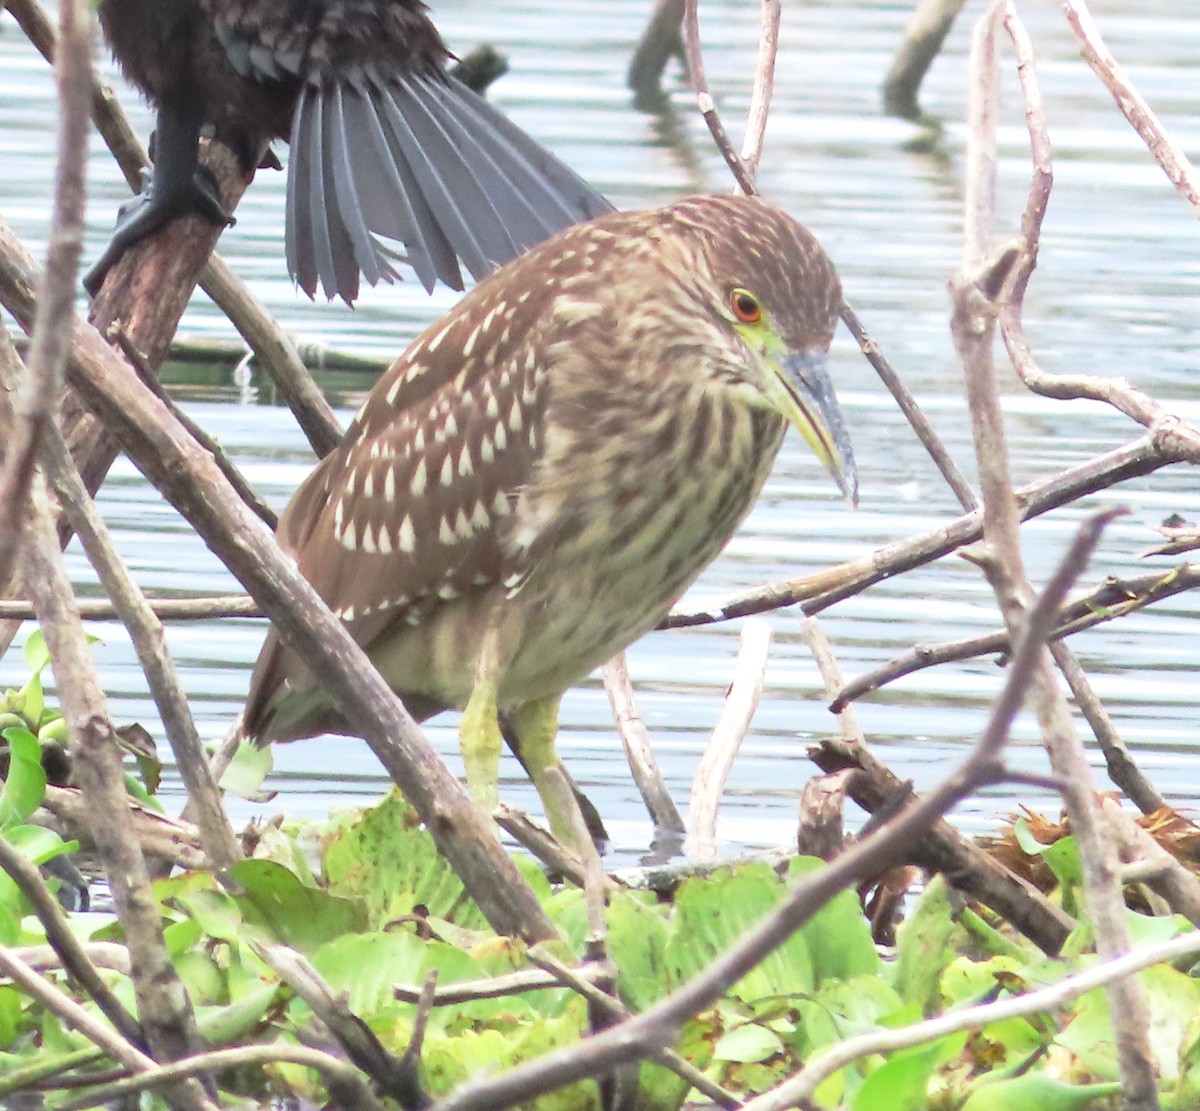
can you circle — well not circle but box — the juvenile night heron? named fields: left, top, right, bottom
left=242, top=194, right=857, bottom=848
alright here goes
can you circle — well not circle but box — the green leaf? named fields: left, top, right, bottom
left=853, top=1032, right=965, bottom=1111
left=712, top=1022, right=783, bottom=1063
left=0, top=728, right=47, bottom=828
left=196, top=984, right=281, bottom=1046
left=311, top=931, right=428, bottom=1018
left=893, top=875, right=963, bottom=1013
left=1040, top=837, right=1083, bottom=915
left=665, top=861, right=813, bottom=1003
left=219, top=739, right=274, bottom=800
left=788, top=856, right=880, bottom=983
left=606, top=890, right=671, bottom=1011
left=17, top=675, right=43, bottom=731
left=0, top=985, right=21, bottom=1047
left=228, top=858, right=365, bottom=952
left=322, top=792, right=486, bottom=929
left=959, top=1072, right=1122, bottom=1110
left=22, top=631, right=50, bottom=676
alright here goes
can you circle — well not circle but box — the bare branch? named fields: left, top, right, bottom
left=954, top=6, right=1158, bottom=1103
left=739, top=0, right=780, bottom=180
left=681, top=0, right=758, bottom=194
left=1062, top=0, right=1200, bottom=216
left=665, top=434, right=1168, bottom=628
left=39, top=419, right=242, bottom=867
left=0, top=945, right=155, bottom=1075
left=603, top=653, right=686, bottom=835
left=688, top=618, right=772, bottom=854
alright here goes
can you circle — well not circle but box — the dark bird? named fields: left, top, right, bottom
left=86, top=0, right=612, bottom=302
left=242, top=194, right=856, bottom=850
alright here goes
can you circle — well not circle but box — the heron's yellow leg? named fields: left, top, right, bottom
left=459, top=627, right=505, bottom=816
left=513, top=694, right=595, bottom=860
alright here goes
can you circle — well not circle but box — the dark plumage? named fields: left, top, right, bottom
left=86, top=0, right=612, bottom=301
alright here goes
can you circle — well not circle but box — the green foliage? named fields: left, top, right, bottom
left=3, top=778, right=1199, bottom=1109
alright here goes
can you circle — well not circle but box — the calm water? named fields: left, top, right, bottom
left=1, top=1, right=1199, bottom=863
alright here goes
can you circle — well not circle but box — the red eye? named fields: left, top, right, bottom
left=730, top=289, right=761, bottom=324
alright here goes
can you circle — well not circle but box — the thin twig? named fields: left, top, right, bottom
left=0, top=946, right=155, bottom=1075
left=839, top=304, right=979, bottom=511
left=392, top=965, right=607, bottom=1006
left=23, top=476, right=216, bottom=1111
left=0, top=0, right=91, bottom=590
left=39, top=419, right=242, bottom=867
left=111, top=329, right=277, bottom=530
left=527, top=949, right=742, bottom=1111
left=739, top=0, right=780, bottom=181
left=53, top=1043, right=385, bottom=1111
left=1062, top=0, right=1200, bottom=216
left=829, top=564, right=1200, bottom=713
left=602, top=653, right=686, bottom=834
left=681, top=0, right=758, bottom=194
left=0, top=594, right=262, bottom=621
left=255, top=942, right=426, bottom=1109
left=954, top=6, right=1157, bottom=1104
left=1099, top=798, right=1200, bottom=928
left=687, top=618, right=772, bottom=854
left=665, top=433, right=1169, bottom=627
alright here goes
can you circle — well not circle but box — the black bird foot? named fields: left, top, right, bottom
left=84, top=165, right=235, bottom=296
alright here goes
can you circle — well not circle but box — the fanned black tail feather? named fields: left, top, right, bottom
left=286, top=70, right=612, bottom=302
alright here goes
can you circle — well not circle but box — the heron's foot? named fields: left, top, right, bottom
left=513, top=696, right=604, bottom=878
left=84, top=165, right=234, bottom=296
left=459, top=679, right=502, bottom=819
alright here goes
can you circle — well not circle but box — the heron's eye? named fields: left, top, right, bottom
left=730, top=289, right=762, bottom=324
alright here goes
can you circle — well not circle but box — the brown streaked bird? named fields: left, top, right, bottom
left=85, top=0, right=611, bottom=301
left=242, top=193, right=857, bottom=850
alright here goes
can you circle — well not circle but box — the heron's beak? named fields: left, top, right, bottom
left=772, top=350, right=858, bottom=507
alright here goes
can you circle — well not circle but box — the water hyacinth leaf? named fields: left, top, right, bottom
left=421, top=1003, right=592, bottom=1104
left=163, top=915, right=204, bottom=959
left=219, top=738, right=275, bottom=800
left=0, top=986, right=18, bottom=1047
left=0, top=727, right=46, bottom=828
left=3, top=823, right=74, bottom=870
left=21, top=631, right=50, bottom=676
left=228, top=858, right=366, bottom=951
left=0, top=902, right=17, bottom=946
left=665, top=862, right=814, bottom=1002
left=893, top=876, right=964, bottom=1013
left=196, top=984, right=282, bottom=1046
left=788, top=856, right=881, bottom=983
left=311, top=931, right=428, bottom=1017
left=712, top=1022, right=784, bottom=1063
left=852, top=1032, right=966, bottom=1111
left=17, top=674, right=42, bottom=731
left=958, top=1073, right=1122, bottom=1110
left=175, top=948, right=228, bottom=1007
left=1055, top=967, right=1200, bottom=1085
left=169, top=887, right=246, bottom=950
left=322, top=791, right=487, bottom=929
left=1124, top=908, right=1185, bottom=947
left=605, top=890, right=671, bottom=1012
